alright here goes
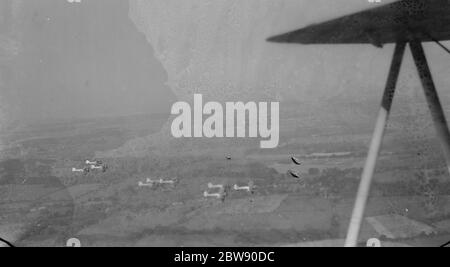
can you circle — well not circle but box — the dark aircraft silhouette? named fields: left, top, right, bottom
left=291, top=157, right=302, bottom=165
left=288, top=170, right=301, bottom=179
left=268, top=0, right=450, bottom=247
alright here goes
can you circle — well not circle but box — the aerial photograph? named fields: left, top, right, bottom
left=1, top=0, right=450, bottom=252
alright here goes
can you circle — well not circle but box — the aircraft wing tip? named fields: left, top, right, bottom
left=267, top=32, right=301, bottom=44
left=266, top=34, right=286, bottom=43
left=267, top=26, right=316, bottom=44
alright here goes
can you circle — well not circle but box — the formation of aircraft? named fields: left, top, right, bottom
left=268, top=0, right=450, bottom=247
left=288, top=156, right=305, bottom=184
left=203, top=180, right=256, bottom=201
left=85, top=159, right=107, bottom=173
left=288, top=155, right=305, bottom=185
left=204, top=182, right=226, bottom=201
left=72, top=159, right=107, bottom=175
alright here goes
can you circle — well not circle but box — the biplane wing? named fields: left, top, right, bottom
left=268, top=0, right=450, bottom=46
left=267, top=0, right=450, bottom=247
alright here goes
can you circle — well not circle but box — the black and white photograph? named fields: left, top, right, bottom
left=1, top=0, right=450, bottom=252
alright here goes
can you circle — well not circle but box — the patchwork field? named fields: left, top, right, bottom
left=1, top=112, right=450, bottom=247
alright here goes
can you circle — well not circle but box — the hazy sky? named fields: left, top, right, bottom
left=2, top=0, right=450, bottom=125
left=1, top=0, right=175, bottom=123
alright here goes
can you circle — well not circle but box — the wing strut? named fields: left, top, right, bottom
left=344, top=42, right=406, bottom=247
left=410, top=41, right=450, bottom=173
left=267, top=0, right=450, bottom=248
left=345, top=41, right=450, bottom=246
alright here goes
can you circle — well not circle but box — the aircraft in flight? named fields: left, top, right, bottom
left=85, top=160, right=103, bottom=166
left=268, top=0, right=450, bottom=247
left=291, top=157, right=302, bottom=165
left=288, top=170, right=301, bottom=179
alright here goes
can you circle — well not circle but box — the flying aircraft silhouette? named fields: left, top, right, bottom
left=288, top=170, right=301, bottom=179
left=291, top=157, right=302, bottom=165
left=268, top=0, right=450, bottom=247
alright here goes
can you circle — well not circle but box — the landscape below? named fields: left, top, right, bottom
left=1, top=104, right=450, bottom=247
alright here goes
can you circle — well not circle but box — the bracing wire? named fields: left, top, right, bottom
left=423, top=32, right=450, bottom=55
